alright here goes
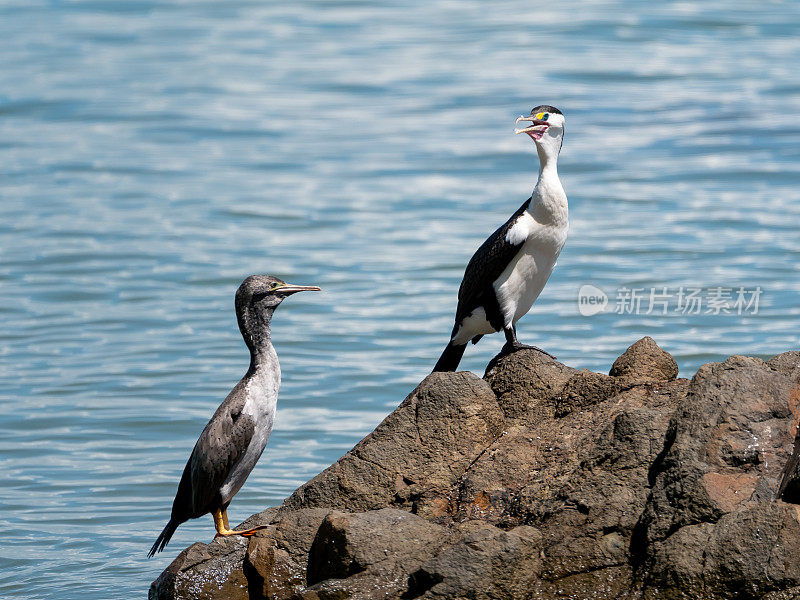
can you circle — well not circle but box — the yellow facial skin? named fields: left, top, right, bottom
left=534, top=112, right=549, bottom=121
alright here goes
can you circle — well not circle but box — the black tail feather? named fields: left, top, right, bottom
left=148, top=519, right=179, bottom=558
left=432, top=342, right=466, bottom=372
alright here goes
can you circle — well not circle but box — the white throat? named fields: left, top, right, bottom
left=530, top=145, right=567, bottom=226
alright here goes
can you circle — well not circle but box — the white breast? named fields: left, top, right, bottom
left=494, top=210, right=568, bottom=328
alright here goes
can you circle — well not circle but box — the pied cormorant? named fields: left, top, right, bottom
left=433, top=105, right=568, bottom=372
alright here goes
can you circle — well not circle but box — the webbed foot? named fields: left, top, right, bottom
left=213, top=525, right=268, bottom=539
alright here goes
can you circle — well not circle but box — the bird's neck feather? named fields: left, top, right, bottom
left=239, top=305, right=277, bottom=372
left=530, top=153, right=567, bottom=224
left=249, top=341, right=279, bottom=379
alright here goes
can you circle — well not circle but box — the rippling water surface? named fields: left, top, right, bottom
left=1, top=1, right=799, bottom=597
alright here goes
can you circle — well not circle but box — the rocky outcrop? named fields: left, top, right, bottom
left=150, top=338, right=800, bottom=600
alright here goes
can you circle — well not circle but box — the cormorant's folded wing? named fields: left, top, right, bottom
left=172, top=384, right=255, bottom=519
left=454, top=199, right=531, bottom=330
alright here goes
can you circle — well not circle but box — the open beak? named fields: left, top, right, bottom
left=514, top=115, right=550, bottom=138
left=277, top=283, right=321, bottom=294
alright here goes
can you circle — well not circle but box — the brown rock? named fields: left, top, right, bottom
left=702, top=503, right=800, bottom=598
left=556, top=369, right=621, bottom=417
left=644, top=504, right=800, bottom=600
left=768, top=351, right=800, bottom=382
left=407, top=522, right=541, bottom=600
left=641, top=356, right=799, bottom=546
left=639, top=356, right=800, bottom=598
left=284, top=371, right=505, bottom=515
left=779, top=436, right=800, bottom=504
left=763, top=586, right=800, bottom=600
left=609, top=337, right=679, bottom=382
left=452, top=355, right=686, bottom=597
left=244, top=543, right=304, bottom=600
left=642, top=521, right=714, bottom=600
left=149, top=538, right=249, bottom=600
left=774, top=352, right=800, bottom=505
left=307, top=508, right=452, bottom=595
left=484, top=349, right=577, bottom=421
left=151, top=342, right=800, bottom=600
left=249, top=508, right=331, bottom=563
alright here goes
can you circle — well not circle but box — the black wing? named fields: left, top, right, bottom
left=453, top=198, right=531, bottom=332
left=170, top=381, right=256, bottom=520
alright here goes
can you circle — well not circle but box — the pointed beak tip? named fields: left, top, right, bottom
left=280, top=284, right=322, bottom=294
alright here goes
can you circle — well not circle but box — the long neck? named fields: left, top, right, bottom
left=531, top=146, right=567, bottom=225
left=239, top=305, right=276, bottom=373
left=536, top=143, right=559, bottom=181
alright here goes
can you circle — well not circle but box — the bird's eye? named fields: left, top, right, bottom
left=543, top=113, right=549, bottom=121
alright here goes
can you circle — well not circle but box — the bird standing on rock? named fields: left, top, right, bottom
left=148, top=275, right=320, bottom=557
left=433, top=106, right=568, bottom=372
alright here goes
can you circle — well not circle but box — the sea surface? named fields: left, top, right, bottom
left=1, top=1, right=799, bottom=597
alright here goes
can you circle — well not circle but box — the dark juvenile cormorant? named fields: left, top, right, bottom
left=433, top=106, right=568, bottom=372
left=148, top=275, right=320, bottom=557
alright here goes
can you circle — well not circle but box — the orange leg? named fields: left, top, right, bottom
left=212, top=507, right=267, bottom=538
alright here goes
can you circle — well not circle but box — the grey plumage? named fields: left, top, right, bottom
left=179, top=379, right=257, bottom=518
left=149, top=275, right=319, bottom=557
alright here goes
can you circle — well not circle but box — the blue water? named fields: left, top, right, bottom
left=1, top=1, right=799, bottom=597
